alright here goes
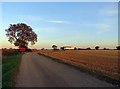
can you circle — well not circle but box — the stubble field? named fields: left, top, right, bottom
left=38, top=50, right=119, bottom=81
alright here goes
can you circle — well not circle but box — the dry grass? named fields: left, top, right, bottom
left=37, top=50, right=119, bottom=80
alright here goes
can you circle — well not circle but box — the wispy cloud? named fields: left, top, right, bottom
left=99, top=5, right=118, bottom=16
left=19, top=15, right=43, bottom=22
left=78, top=23, right=112, bottom=34
left=34, top=27, right=57, bottom=33
left=46, top=20, right=71, bottom=24
left=97, top=24, right=112, bottom=34
left=17, top=15, right=72, bottom=24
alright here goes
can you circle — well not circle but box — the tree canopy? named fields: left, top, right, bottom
left=95, top=46, right=99, bottom=50
left=116, top=46, right=120, bottom=50
left=5, top=23, right=37, bottom=48
left=52, top=45, right=57, bottom=50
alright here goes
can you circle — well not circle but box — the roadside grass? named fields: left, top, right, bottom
left=2, top=54, right=23, bottom=87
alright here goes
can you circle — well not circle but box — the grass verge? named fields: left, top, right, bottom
left=2, top=54, right=23, bottom=87
left=38, top=53, right=119, bottom=87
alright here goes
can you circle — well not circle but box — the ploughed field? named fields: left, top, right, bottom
left=38, top=50, right=119, bottom=81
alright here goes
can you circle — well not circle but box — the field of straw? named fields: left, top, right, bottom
left=38, top=50, right=119, bottom=80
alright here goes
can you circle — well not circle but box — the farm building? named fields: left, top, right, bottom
left=63, top=46, right=75, bottom=50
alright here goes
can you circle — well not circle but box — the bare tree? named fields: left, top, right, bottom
left=5, top=23, right=37, bottom=48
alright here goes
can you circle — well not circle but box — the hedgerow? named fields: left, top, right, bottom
left=2, top=48, right=20, bottom=56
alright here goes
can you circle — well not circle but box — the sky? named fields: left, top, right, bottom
left=1, top=2, right=118, bottom=49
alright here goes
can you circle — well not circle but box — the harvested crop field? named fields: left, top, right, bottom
left=38, top=50, right=119, bottom=81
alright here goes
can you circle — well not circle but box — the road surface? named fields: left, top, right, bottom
left=14, top=53, right=114, bottom=87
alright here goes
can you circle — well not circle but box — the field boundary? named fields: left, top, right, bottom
left=38, top=53, right=119, bottom=87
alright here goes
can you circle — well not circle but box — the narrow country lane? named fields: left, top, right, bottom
left=14, top=53, right=114, bottom=87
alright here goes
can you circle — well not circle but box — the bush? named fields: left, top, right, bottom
left=103, top=48, right=107, bottom=50
left=86, top=47, right=91, bottom=50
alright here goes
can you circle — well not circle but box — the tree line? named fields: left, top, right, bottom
left=50, top=45, right=120, bottom=50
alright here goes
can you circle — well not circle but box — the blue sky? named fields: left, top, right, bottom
left=1, top=2, right=118, bottom=49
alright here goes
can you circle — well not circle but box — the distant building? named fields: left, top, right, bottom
left=63, top=46, right=75, bottom=50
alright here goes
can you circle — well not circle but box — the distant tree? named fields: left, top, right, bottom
left=116, top=46, right=120, bottom=50
left=5, top=23, right=37, bottom=49
left=86, top=47, right=91, bottom=50
left=9, top=48, right=13, bottom=50
left=26, top=48, right=32, bottom=52
left=103, top=48, right=107, bottom=50
left=4, top=48, right=7, bottom=50
left=95, top=46, right=99, bottom=50
left=78, top=48, right=85, bottom=50
left=52, top=45, right=57, bottom=50
left=41, top=48, right=44, bottom=50
left=60, top=47, right=65, bottom=50
left=74, top=47, right=77, bottom=50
